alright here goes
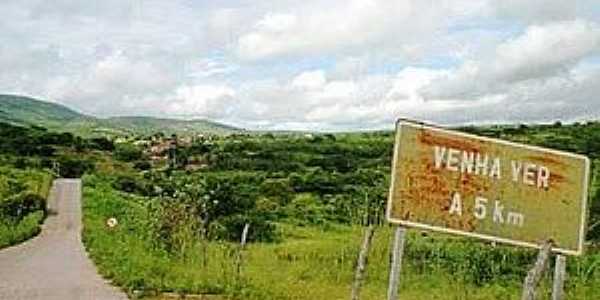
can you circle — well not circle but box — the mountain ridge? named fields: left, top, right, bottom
left=0, top=94, right=240, bottom=136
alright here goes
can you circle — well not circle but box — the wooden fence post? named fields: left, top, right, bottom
left=235, top=223, right=250, bottom=280
left=387, top=226, right=407, bottom=300
left=551, top=254, right=567, bottom=300
left=351, top=225, right=375, bottom=300
left=521, top=241, right=553, bottom=300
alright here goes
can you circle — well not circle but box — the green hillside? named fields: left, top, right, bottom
left=0, top=94, right=240, bottom=136
left=0, top=95, right=87, bottom=127
left=103, top=116, right=239, bottom=136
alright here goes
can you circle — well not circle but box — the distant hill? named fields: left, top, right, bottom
left=101, top=116, right=239, bottom=136
left=0, top=95, right=88, bottom=127
left=0, top=94, right=240, bottom=136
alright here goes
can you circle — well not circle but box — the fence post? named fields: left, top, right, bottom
left=351, top=225, right=375, bottom=300
left=235, top=223, right=250, bottom=280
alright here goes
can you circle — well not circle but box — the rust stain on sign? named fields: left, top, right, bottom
left=387, top=120, right=591, bottom=255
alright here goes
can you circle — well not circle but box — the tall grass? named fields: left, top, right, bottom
left=82, top=177, right=600, bottom=299
left=0, top=211, right=45, bottom=248
left=0, top=167, right=52, bottom=249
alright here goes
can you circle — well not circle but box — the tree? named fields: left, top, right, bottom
left=57, top=157, right=94, bottom=178
left=114, top=144, right=143, bottom=162
left=90, top=137, right=115, bottom=151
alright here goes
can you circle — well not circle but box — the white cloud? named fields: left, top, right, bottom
left=491, top=0, right=578, bottom=24
left=494, top=20, right=600, bottom=82
left=387, top=67, right=447, bottom=101
left=256, top=13, right=297, bottom=32
left=186, top=57, right=239, bottom=79
left=45, top=53, right=175, bottom=116
left=422, top=19, right=600, bottom=100
left=229, top=68, right=430, bottom=128
left=291, top=70, right=326, bottom=90
left=167, top=84, right=236, bottom=118
left=235, top=1, right=483, bottom=61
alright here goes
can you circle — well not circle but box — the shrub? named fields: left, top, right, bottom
left=134, top=160, right=152, bottom=171
left=58, top=156, right=94, bottom=178
left=587, top=187, right=600, bottom=241
left=0, top=193, right=46, bottom=221
left=259, top=178, right=293, bottom=205
left=0, top=211, right=45, bottom=249
left=114, top=144, right=143, bottom=162
left=150, top=198, right=200, bottom=255
left=90, top=137, right=115, bottom=151
left=285, top=193, right=329, bottom=226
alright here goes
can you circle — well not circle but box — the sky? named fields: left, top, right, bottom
left=1, top=0, right=600, bottom=131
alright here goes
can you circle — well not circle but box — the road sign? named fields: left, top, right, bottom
left=387, top=120, right=591, bottom=255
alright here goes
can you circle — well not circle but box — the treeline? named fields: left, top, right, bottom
left=106, top=124, right=600, bottom=245
left=0, top=122, right=113, bottom=177
left=104, top=133, right=393, bottom=244
left=459, top=121, right=600, bottom=158
left=2, top=120, right=599, bottom=245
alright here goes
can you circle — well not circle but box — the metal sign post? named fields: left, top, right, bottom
left=551, top=254, right=567, bottom=300
left=387, top=226, right=407, bottom=300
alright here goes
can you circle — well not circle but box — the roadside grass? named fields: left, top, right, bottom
left=82, top=178, right=600, bottom=299
left=0, top=167, right=52, bottom=249
left=0, top=166, right=53, bottom=199
left=0, top=211, right=45, bottom=248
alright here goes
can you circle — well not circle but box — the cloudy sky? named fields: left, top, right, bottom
left=1, top=1, right=600, bottom=130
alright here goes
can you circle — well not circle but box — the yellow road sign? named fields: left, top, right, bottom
left=387, top=120, right=591, bottom=255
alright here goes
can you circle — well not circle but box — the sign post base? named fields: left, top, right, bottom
left=551, top=254, right=567, bottom=300
left=521, top=241, right=553, bottom=300
left=387, top=226, right=407, bottom=300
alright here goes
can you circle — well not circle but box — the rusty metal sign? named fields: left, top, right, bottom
left=387, top=120, right=591, bottom=255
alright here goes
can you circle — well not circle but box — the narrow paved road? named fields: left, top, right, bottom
left=0, top=179, right=128, bottom=300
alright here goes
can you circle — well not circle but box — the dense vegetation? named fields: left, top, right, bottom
left=81, top=121, right=600, bottom=299
left=1, top=117, right=600, bottom=299
left=0, top=167, right=52, bottom=248
left=0, top=121, right=108, bottom=248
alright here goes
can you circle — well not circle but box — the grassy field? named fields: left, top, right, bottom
left=82, top=176, right=600, bottom=299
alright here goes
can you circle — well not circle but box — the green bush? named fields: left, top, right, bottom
left=133, top=160, right=152, bottom=171
left=58, top=156, right=94, bottom=178
left=0, top=193, right=46, bottom=222
left=112, top=174, right=153, bottom=196
left=587, top=187, right=600, bottom=241
left=0, top=211, right=45, bottom=249
left=285, top=193, right=329, bottom=226
left=114, top=144, right=143, bottom=162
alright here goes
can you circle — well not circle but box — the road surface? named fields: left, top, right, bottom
left=0, top=179, right=128, bottom=299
